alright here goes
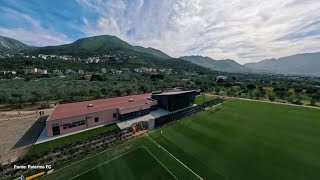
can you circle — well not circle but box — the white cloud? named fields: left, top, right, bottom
left=0, top=7, right=70, bottom=46
left=77, top=0, right=320, bottom=64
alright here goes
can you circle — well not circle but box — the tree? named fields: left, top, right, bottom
left=31, top=91, right=42, bottom=104
left=273, top=87, right=287, bottom=99
left=113, top=89, right=122, bottom=96
left=294, top=88, right=303, bottom=94
left=268, top=94, right=276, bottom=102
left=139, top=85, right=150, bottom=93
left=101, top=88, right=107, bottom=97
left=11, top=93, right=23, bottom=108
left=247, top=84, right=256, bottom=91
left=310, top=91, right=320, bottom=105
left=311, top=91, right=320, bottom=101
left=254, top=90, right=263, bottom=100
left=215, top=86, right=221, bottom=95
left=216, top=78, right=224, bottom=84
left=125, top=88, right=132, bottom=95
left=310, top=98, right=317, bottom=106
left=306, top=88, right=317, bottom=95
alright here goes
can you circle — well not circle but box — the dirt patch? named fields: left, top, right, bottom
left=0, top=146, right=30, bottom=165
left=0, top=109, right=53, bottom=159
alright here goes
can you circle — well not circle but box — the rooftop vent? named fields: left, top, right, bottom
left=87, top=104, right=94, bottom=107
left=129, top=99, right=134, bottom=102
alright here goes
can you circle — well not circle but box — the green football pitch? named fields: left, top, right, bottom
left=70, top=147, right=176, bottom=180
left=41, top=99, right=320, bottom=180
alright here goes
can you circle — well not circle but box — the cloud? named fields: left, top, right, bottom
left=0, top=7, right=71, bottom=46
left=77, top=0, right=320, bottom=64
left=2, top=1, right=320, bottom=63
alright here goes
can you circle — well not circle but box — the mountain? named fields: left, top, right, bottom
left=180, top=55, right=251, bottom=73
left=33, top=35, right=171, bottom=59
left=245, top=52, right=320, bottom=76
left=133, top=46, right=171, bottom=59
left=0, top=36, right=34, bottom=52
left=0, top=35, right=212, bottom=73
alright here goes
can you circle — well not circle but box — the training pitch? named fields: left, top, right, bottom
left=41, top=99, right=320, bottom=180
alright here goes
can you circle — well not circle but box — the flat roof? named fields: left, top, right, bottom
left=152, top=90, right=196, bottom=96
left=48, top=93, right=154, bottom=121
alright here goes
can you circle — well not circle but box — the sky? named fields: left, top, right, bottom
left=1, top=0, right=320, bottom=64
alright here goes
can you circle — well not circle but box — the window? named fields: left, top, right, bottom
left=95, top=117, right=99, bottom=122
left=113, top=113, right=117, bottom=118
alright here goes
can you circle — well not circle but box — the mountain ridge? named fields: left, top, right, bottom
left=32, top=35, right=171, bottom=59
left=0, top=36, right=34, bottom=52
left=0, top=35, right=212, bottom=73
left=244, top=52, right=320, bottom=76
left=180, top=55, right=251, bottom=73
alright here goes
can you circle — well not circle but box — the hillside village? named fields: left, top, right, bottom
left=0, top=52, right=174, bottom=78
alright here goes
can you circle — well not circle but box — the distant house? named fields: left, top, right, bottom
left=216, top=75, right=228, bottom=82
left=38, top=69, right=48, bottom=75
left=53, top=70, right=63, bottom=75
left=121, top=68, right=130, bottom=73
left=24, top=67, right=38, bottom=74
left=133, top=68, right=142, bottom=73
left=0, top=71, right=16, bottom=75
left=101, top=68, right=107, bottom=74
left=65, top=69, right=75, bottom=74
left=116, top=70, right=123, bottom=74
left=78, top=69, right=85, bottom=75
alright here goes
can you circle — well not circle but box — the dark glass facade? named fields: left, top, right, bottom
left=119, top=108, right=150, bottom=121
left=152, top=91, right=196, bottom=112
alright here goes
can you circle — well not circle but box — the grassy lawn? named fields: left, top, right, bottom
left=41, top=136, right=199, bottom=180
left=195, top=95, right=215, bottom=105
left=73, top=147, right=175, bottom=180
left=27, top=123, right=119, bottom=156
left=151, top=99, right=320, bottom=180
left=38, top=100, right=320, bottom=180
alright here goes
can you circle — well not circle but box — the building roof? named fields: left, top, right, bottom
left=48, top=93, right=155, bottom=121
left=152, top=90, right=196, bottom=96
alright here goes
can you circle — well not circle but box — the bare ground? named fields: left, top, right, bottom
left=0, top=108, right=53, bottom=164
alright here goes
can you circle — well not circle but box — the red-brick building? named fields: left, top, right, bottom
left=46, top=93, right=157, bottom=137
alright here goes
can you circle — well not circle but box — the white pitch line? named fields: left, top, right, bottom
left=68, top=147, right=142, bottom=180
left=39, top=135, right=145, bottom=179
left=146, top=134, right=204, bottom=180
left=141, top=145, right=177, bottom=180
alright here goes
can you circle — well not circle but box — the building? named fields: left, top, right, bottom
left=53, top=69, right=63, bottom=75
left=24, top=67, right=38, bottom=74
left=45, top=90, right=197, bottom=137
left=78, top=69, right=85, bottom=75
left=216, top=75, right=228, bottom=82
left=38, top=69, right=48, bottom=75
left=152, top=90, right=197, bottom=112
left=46, top=94, right=157, bottom=137
left=65, top=69, right=75, bottom=74
left=0, top=71, right=16, bottom=75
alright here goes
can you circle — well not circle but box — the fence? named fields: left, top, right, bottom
left=155, top=98, right=223, bottom=127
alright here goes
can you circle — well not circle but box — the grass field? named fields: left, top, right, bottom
left=41, top=136, right=199, bottom=180
left=40, top=99, right=320, bottom=180
left=195, top=95, right=215, bottom=105
left=151, top=99, right=320, bottom=179
left=72, top=147, right=175, bottom=180
left=27, top=123, right=119, bottom=156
